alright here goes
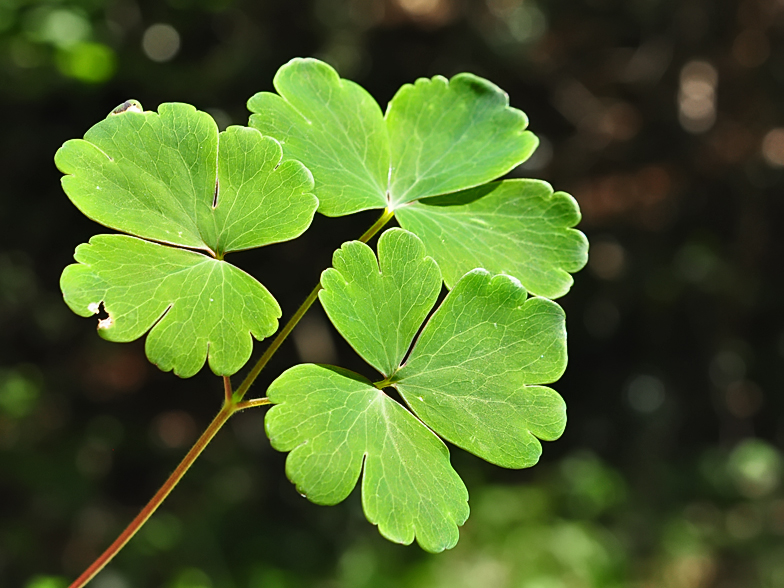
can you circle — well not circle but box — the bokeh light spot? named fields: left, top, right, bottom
left=516, top=135, right=552, bottom=171
left=292, top=313, right=337, bottom=364
left=91, top=570, right=129, bottom=588
left=727, top=439, right=782, bottom=498
left=627, top=374, right=665, bottom=413
left=142, top=23, right=181, bottom=63
left=588, top=238, right=626, bottom=280
left=152, top=410, right=197, bottom=449
left=761, top=128, right=784, bottom=167
left=37, top=8, right=91, bottom=48
left=56, top=42, right=117, bottom=84
left=731, top=29, right=769, bottom=68
left=395, top=0, right=454, bottom=25
left=725, top=380, right=763, bottom=418
left=399, top=0, right=441, bottom=16
left=25, top=576, right=68, bottom=588
left=678, top=60, right=717, bottom=134
left=141, top=512, right=183, bottom=551
left=725, top=503, right=762, bottom=540
left=0, top=367, right=41, bottom=419
left=171, top=568, right=212, bottom=588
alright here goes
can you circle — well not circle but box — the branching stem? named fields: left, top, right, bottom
left=232, top=207, right=395, bottom=403
left=68, top=208, right=395, bottom=588
left=235, top=397, right=272, bottom=411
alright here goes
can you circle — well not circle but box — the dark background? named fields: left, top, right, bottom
left=2, top=0, right=784, bottom=586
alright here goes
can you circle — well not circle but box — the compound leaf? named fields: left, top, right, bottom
left=396, top=180, right=589, bottom=298
left=247, top=59, right=586, bottom=298
left=269, top=230, right=569, bottom=550
left=55, top=102, right=317, bottom=255
left=61, top=235, right=280, bottom=377
left=396, top=270, right=567, bottom=468
left=265, top=364, right=469, bottom=553
left=248, top=58, right=535, bottom=216
left=319, top=228, right=441, bottom=377
left=57, top=102, right=319, bottom=376
left=316, top=229, right=568, bottom=468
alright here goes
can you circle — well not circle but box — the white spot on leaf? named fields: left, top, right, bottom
left=87, top=302, right=100, bottom=314
left=98, top=316, right=114, bottom=330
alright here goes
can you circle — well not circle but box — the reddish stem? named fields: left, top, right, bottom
left=235, top=397, right=271, bottom=411
left=223, top=375, right=232, bottom=403
left=68, top=209, right=396, bottom=587
left=67, top=403, right=234, bottom=588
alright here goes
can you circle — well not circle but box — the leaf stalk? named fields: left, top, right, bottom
left=67, top=401, right=234, bottom=588
left=68, top=208, right=395, bottom=587
left=232, top=207, right=395, bottom=403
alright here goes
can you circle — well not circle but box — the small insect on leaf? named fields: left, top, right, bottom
left=110, top=100, right=143, bottom=116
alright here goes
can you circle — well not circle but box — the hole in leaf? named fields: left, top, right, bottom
left=212, top=178, right=219, bottom=208
left=95, top=300, right=109, bottom=320
left=92, top=301, right=113, bottom=330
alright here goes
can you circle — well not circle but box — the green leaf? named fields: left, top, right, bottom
left=315, top=229, right=568, bottom=469
left=396, top=270, right=567, bottom=468
left=247, top=59, right=389, bottom=217
left=265, top=364, right=469, bottom=553
left=57, top=102, right=319, bottom=376
left=396, top=179, right=589, bottom=298
left=61, top=235, right=280, bottom=377
left=56, top=102, right=216, bottom=249
left=319, top=228, right=441, bottom=377
left=268, top=230, right=568, bottom=550
left=316, top=230, right=567, bottom=468
left=248, top=58, right=535, bottom=216
left=385, top=74, right=536, bottom=207
left=55, top=102, right=317, bottom=255
left=212, top=126, right=318, bottom=254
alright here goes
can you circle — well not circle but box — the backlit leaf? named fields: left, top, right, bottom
left=55, top=102, right=317, bottom=255
left=266, top=364, right=469, bottom=553
left=248, top=59, right=585, bottom=298
left=248, top=58, right=535, bottom=216
left=319, top=228, right=441, bottom=376
left=57, top=102, right=318, bottom=376
left=385, top=74, right=536, bottom=207
left=267, top=229, right=568, bottom=550
left=247, top=59, right=388, bottom=216
left=396, top=269, right=568, bottom=468
left=396, top=180, right=588, bottom=298
left=61, top=235, right=279, bottom=377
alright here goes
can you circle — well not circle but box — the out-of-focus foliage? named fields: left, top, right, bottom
left=2, top=0, right=784, bottom=586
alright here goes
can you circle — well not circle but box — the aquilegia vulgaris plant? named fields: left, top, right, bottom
left=56, top=57, right=588, bottom=587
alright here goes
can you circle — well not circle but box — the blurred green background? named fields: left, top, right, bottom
left=2, top=0, right=784, bottom=586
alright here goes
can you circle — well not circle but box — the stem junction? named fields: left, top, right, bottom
left=68, top=208, right=395, bottom=588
